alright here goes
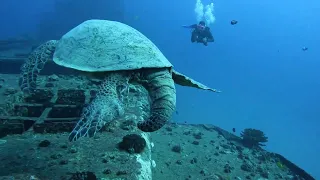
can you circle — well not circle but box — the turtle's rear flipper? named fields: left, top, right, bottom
left=172, top=69, right=221, bottom=93
left=19, top=40, right=58, bottom=94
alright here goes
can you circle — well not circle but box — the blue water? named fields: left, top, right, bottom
left=1, top=0, right=319, bottom=178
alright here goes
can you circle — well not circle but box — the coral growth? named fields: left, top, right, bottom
left=118, top=134, right=147, bottom=154
left=240, top=128, right=268, bottom=148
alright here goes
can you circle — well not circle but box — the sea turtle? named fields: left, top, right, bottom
left=19, top=19, right=220, bottom=142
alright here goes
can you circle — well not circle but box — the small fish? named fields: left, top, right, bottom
left=302, top=47, right=308, bottom=51
left=231, top=20, right=238, bottom=25
left=134, top=15, right=139, bottom=21
left=232, top=128, right=236, bottom=133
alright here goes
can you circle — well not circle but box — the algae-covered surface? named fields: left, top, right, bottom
left=0, top=74, right=315, bottom=180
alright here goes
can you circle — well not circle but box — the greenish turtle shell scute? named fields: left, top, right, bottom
left=52, top=19, right=172, bottom=72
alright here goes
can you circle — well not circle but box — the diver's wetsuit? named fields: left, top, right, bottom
left=187, top=24, right=214, bottom=46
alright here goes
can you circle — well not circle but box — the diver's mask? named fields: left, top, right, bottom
left=197, top=24, right=205, bottom=31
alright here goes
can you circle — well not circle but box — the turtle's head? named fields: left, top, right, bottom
left=137, top=68, right=176, bottom=132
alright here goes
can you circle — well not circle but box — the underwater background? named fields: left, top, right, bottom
left=0, top=0, right=319, bottom=179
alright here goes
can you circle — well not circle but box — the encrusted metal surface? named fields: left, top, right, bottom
left=0, top=88, right=96, bottom=136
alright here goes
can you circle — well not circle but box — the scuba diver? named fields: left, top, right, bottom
left=182, top=21, right=214, bottom=46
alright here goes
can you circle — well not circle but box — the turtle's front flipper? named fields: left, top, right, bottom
left=137, top=68, right=176, bottom=132
left=68, top=73, right=128, bottom=142
left=172, top=69, right=221, bottom=93
left=19, top=40, right=58, bottom=94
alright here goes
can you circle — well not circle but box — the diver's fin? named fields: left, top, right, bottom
left=172, top=69, right=221, bottom=93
